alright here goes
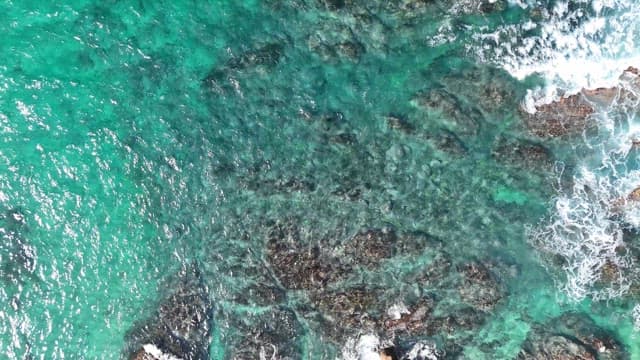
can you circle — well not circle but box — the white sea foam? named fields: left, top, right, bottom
left=633, top=304, right=640, bottom=330
left=142, top=344, right=184, bottom=360
left=341, top=334, right=382, bottom=360
left=472, top=0, right=640, bottom=110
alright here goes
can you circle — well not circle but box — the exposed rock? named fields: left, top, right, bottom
left=491, top=137, right=553, bottom=170
left=414, top=88, right=482, bottom=136
left=231, top=307, right=303, bottom=360
left=386, top=340, right=444, bottom=360
left=524, top=93, right=595, bottom=137
left=124, top=264, right=212, bottom=360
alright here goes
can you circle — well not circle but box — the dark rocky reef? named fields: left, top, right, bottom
left=228, top=306, right=304, bottom=360
left=518, top=313, right=627, bottom=360
left=124, top=264, right=212, bottom=360
left=413, top=88, right=482, bottom=137
left=311, top=285, right=385, bottom=340
left=491, top=137, right=553, bottom=170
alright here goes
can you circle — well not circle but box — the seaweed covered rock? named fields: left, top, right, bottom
left=266, top=221, right=350, bottom=290
left=518, top=313, right=627, bottom=360
left=124, top=264, right=212, bottom=360
left=344, top=228, right=397, bottom=267
left=310, top=286, right=387, bottom=340
left=230, top=306, right=304, bottom=360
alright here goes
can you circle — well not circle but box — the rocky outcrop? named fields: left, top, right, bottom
left=524, top=93, right=595, bottom=138
left=524, top=67, right=640, bottom=138
left=124, top=264, right=212, bottom=360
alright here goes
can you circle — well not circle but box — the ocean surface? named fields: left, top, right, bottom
left=2, top=0, right=640, bottom=359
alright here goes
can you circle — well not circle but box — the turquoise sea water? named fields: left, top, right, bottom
left=2, top=1, right=640, bottom=359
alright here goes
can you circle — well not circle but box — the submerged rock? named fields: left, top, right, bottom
left=311, top=286, right=384, bottom=339
left=230, top=307, right=303, bottom=360
left=518, top=313, right=627, bottom=360
left=457, top=261, right=504, bottom=311
left=524, top=93, right=595, bottom=138
left=266, top=221, right=349, bottom=290
left=203, top=42, right=286, bottom=91
left=124, top=264, right=212, bottom=360
left=413, top=88, right=482, bottom=136
left=491, top=137, right=553, bottom=170
left=422, top=129, right=468, bottom=157
left=386, top=114, right=416, bottom=134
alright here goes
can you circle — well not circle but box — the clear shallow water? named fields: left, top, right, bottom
left=1, top=1, right=640, bottom=359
